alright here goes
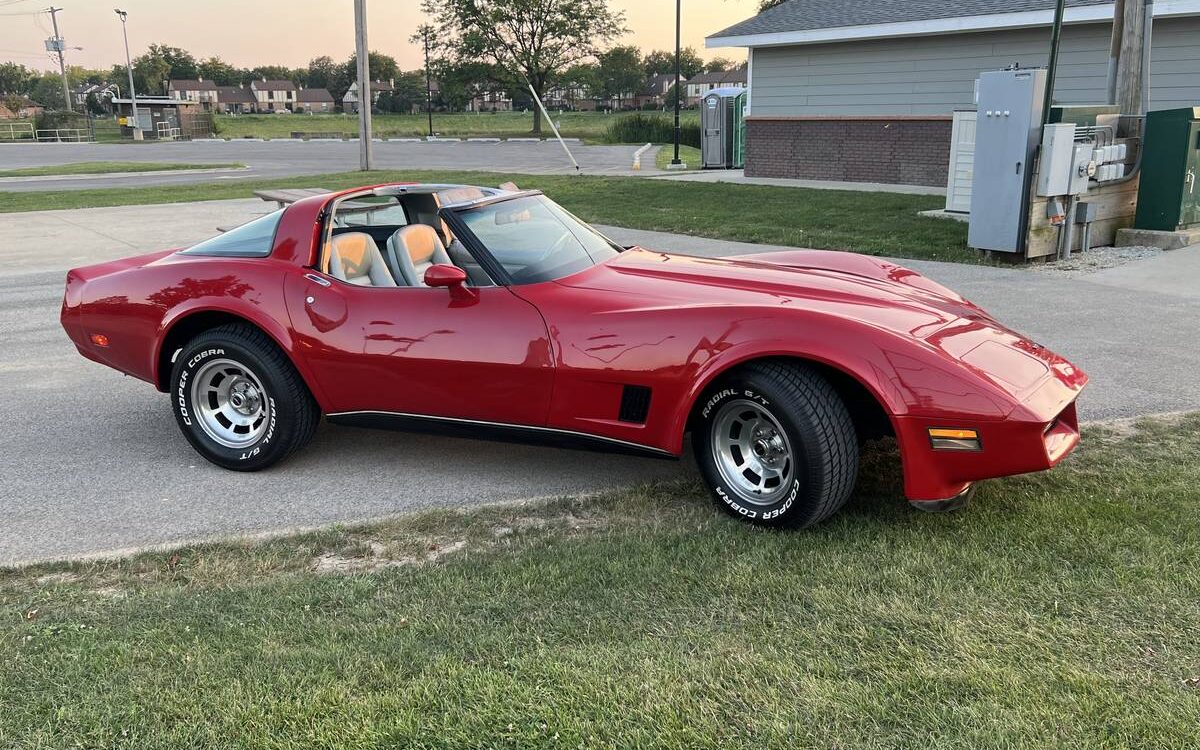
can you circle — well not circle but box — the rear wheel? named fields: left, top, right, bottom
left=694, top=361, right=858, bottom=528
left=170, top=323, right=319, bottom=471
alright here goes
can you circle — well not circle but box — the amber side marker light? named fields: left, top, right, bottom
left=89, top=333, right=110, bottom=347
left=928, top=427, right=981, bottom=451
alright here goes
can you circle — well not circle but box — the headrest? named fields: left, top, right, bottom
left=331, top=233, right=377, bottom=277
left=395, top=224, right=445, bottom=265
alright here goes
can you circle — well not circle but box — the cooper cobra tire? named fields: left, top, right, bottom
left=170, top=323, right=319, bottom=471
left=694, top=361, right=859, bottom=528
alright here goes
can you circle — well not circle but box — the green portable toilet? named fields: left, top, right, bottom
left=1134, top=107, right=1200, bottom=231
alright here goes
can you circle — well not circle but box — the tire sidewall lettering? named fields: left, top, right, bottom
left=175, top=346, right=278, bottom=462
left=702, top=384, right=794, bottom=523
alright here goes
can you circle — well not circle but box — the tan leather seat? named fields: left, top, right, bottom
left=328, top=232, right=397, bottom=287
left=386, top=224, right=453, bottom=287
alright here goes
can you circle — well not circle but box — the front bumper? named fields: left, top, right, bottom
left=895, top=399, right=1082, bottom=502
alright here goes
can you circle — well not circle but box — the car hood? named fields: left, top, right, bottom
left=556, top=248, right=1087, bottom=418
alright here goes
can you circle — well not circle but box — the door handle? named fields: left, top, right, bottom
left=304, top=272, right=331, bottom=287
left=1187, top=169, right=1196, bottom=195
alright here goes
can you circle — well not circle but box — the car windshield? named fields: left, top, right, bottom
left=454, top=195, right=620, bottom=284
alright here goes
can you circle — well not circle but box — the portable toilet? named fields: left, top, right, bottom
left=701, top=87, right=746, bottom=169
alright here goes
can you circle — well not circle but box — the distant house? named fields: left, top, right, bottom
left=0, top=95, right=43, bottom=119
left=295, top=87, right=335, bottom=113
left=215, top=85, right=255, bottom=114
left=73, top=82, right=119, bottom=111
left=251, top=79, right=297, bottom=113
left=466, top=87, right=513, bottom=112
left=683, top=68, right=747, bottom=105
left=167, top=78, right=219, bottom=108
left=342, top=80, right=394, bottom=114
left=635, top=73, right=683, bottom=109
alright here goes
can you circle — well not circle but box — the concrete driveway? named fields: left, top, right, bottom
left=2, top=199, right=1197, bottom=565
left=0, top=140, right=649, bottom=191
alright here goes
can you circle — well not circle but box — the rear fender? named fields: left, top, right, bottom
left=154, top=301, right=332, bottom=411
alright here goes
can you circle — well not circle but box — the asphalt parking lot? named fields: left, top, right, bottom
left=3, top=199, right=1198, bottom=565
left=0, top=140, right=649, bottom=191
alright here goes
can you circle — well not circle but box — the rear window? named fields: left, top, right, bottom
left=180, top=210, right=283, bottom=257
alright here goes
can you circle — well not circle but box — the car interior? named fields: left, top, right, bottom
left=322, top=187, right=495, bottom=288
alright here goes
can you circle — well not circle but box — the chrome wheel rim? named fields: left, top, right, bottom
left=710, top=399, right=794, bottom=505
left=190, top=357, right=271, bottom=449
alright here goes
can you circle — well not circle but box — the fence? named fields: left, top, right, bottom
left=0, top=122, right=35, bottom=141
left=156, top=121, right=181, bottom=140
left=35, top=128, right=94, bottom=143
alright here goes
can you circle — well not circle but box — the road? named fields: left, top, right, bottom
left=0, top=140, right=651, bottom=191
left=3, top=199, right=1198, bottom=565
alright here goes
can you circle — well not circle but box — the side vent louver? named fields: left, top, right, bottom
left=618, top=385, right=652, bottom=424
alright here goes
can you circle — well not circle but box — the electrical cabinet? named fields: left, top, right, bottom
left=967, top=69, right=1048, bottom=253
left=1134, top=107, right=1200, bottom=231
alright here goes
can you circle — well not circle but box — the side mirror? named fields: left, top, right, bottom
left=424, top=263, right=468, bottom=288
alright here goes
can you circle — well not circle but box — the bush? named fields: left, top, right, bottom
left=603, top=113, right=700, bottom=147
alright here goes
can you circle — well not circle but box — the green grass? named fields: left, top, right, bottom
left=2, top=414, right=1198, bottom=748
left=0, top=169, right=972, bottom=263
left=655, top=143, right=702, bottom=170
left=215, top=111, right=701, bottom=142
left=0, top=161, right=243, bottom=178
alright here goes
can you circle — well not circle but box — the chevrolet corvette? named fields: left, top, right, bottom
left=61, top=183, right=1087, bottom=527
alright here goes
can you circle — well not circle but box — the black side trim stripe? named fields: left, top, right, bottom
left=325, top=410, right=676, bottom=458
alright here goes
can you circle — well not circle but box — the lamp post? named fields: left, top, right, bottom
left=423, top=25, right=434, bottom=137
left=114, top=9, right=142, bottom=141
left=670, top=0, right=683, bottom=167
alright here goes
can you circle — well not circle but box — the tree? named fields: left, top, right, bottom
left=643, top=47, right=704, bottom=79
left=759, top=0, right=788, bottom=9
left=248, top=65, right=295, bottom=83
left=29, top=72, right=69, bottom=108
left=558, top=62, right=600, bottom=108
left=422, top=0, right=625, bottom=133
left=0, top=62, right=35, bottom=95
left=376, top=71, right=426, bottom=113
left=131, top=44, right=198, bottom=94
left=597, top=45, right=643, bottom=110
left=305, top=56, right=338, bottom=90
left=198, top=57, right=240, bottom=85
left=706, top=56, right=738, bottom=73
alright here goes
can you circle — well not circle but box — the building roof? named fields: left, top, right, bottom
left=215, top=86, right=255, bottom=104
left=707, top=0, right=1200, bottom=47
left=687, top=69, right=747, bottom=85
left=296, top=87, right=334, bottom=103
left=251, top=79, right=297, bottom=91
left=169, top=79, right=217, bottom=91
left=643, top=73, right=679, bottom=94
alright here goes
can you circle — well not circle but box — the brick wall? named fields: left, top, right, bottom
left=744, top=115, right=953, bottom=187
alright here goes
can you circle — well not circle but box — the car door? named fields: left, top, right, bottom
left=283, top=270, right=554, bottom=427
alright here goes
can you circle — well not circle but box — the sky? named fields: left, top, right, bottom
left=0, top=0, right=757, bottom=74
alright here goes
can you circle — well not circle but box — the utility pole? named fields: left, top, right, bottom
left=669, top=0, right=683, bottom=168
left=422, top=25, right=434, bottom=138
left=1114, top=0, right=1152, bottom=116
left=46, top=6, right=72, bottom=111
left=114, top=9, right=142, bottom=141
left=353, top=0, right=373, bottom=170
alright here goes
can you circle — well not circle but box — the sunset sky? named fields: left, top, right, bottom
left=0, top=0, right=757, bottom=73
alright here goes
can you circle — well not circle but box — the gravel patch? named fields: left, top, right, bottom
left=1032, top=245, right=1163, bottom=275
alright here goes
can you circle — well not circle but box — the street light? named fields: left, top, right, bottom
left=669, top=0, right=684, bottom=168
left=114, top=9, right=142, bottom=141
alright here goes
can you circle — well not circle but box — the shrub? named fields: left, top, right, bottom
left=603, top=113, right=700, bottom=147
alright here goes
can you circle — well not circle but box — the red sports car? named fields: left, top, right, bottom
left=61, top=183, right=1087, bottom=527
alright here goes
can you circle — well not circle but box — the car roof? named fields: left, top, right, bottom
left=341, top=182, right=521, bottom=209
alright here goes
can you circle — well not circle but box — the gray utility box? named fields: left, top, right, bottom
left=967, top=68, right=1048, bottom=254
left=700, top=87, right=744, bottom=169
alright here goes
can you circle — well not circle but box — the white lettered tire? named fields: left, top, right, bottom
left=170, top=323, right=319, bottom=471
left=695, top=361, right=858, bottom=528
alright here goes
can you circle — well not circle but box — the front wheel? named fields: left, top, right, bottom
left=694, top=361, right=859, bottom=528
left=170, top=323, right=319, bottom=471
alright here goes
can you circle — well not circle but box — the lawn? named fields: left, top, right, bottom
left=0, top=161, right=243, bottom=178
left=655, top=143, right=702, bottom=170
left=0, top=169, right=973, bottom=263
left=215, top=111, right=701, bottom=142
left=2, top=414, right=1197, bottom=748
